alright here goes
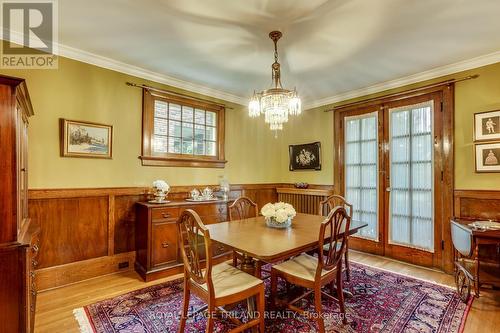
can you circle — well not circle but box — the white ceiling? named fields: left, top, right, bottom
left=53, top=0, right=500, bottom=106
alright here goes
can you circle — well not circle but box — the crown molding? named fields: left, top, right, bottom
left=303, top=50, right=500, bottom=110
left=2, top=30, right=248, bottom=106
left=3, top=30, right=500, bottom=110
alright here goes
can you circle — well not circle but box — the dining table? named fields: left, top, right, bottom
left=206, top=212, right=367, bottom=331
left=207, top=213, right=367, bottom=276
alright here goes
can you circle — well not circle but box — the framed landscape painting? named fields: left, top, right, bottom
left=289, top=142, right=321, bottom=171
left=60, top=119, right=113, bottom=158
left=475, top=142, right=500, bottom=173
left=474, top=110, right=500, bottom=141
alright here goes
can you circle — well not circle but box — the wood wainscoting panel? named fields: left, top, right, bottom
left=454, top=190, right=500, bottom=221
left=28, top=197, right=109, bottom=269
left=29, top=183, right=313, bottom=290
left=454, top=189, right=500, bottom=263
left=114, top=194, right=148, bottom=254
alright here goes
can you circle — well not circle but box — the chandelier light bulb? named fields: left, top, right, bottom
left=248, top=93, right=260, bottom=117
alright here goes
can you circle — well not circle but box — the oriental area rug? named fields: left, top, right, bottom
left=74, top=262, right=472, bottom=333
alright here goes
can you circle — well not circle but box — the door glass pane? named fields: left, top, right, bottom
left=344, top=112, right=378, bottom=240
left=389, top=101, right=434, bottom=252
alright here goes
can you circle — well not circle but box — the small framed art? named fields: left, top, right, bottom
left=60, top=119, right=113, bottom=158
left=474, top=110, right=500, bottom=141
left=475, top=142, right=500, bottom=173
left=289, top=142, right=321, bottom=171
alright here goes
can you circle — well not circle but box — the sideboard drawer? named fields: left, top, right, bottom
left=136, top=200, right=231, bottom=281
left=152, top=207, right=180, bottom=222
left=151, top=222, right=178, bottom=267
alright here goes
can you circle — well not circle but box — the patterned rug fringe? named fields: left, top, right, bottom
left=73, top=307, right=94, bottom=333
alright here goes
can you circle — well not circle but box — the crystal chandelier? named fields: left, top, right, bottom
left=248, top=31, right=301, bottom=131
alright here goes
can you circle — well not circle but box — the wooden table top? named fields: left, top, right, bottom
left=207, top=213, right=367, bottom=262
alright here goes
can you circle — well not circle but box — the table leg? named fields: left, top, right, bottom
left=241, top=253, right=256, bottom=276
left=241, top=254, right=258, bottom=333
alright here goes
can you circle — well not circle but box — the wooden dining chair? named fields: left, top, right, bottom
left=228, top=197, right=268, bottom=278
left=177, top=209, right=265, bottom=333
left=319, top=194, right=353, bottom=281
left=270, top=207, right=351, bottom=332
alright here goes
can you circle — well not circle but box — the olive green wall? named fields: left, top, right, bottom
left=2, top=55, right=499, bottom=190
left=0, top=57, right=282, bottom=188
left=279, top=61, right=500, bottom=190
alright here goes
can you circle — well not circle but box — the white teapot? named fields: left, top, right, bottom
left=190, top=188, right=200, bottom=200
left=202, top=187, right=213, bottom=199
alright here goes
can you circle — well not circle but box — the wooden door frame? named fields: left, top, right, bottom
left=333, top=84, right=454, bottom=272
left=335, top=106, right=386, bottom=255
left=382, top=92, right=443, bottom=268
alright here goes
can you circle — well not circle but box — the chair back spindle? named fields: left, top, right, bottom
left=177, top=209, right=214, bottom=292
left=228, top=196, right=258, bottom=221
left=317, top=206, right=350, bottom=276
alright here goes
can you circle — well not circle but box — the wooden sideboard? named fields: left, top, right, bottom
left=135, top=200, right=232, bottom=281
left=0, top=75, right=39, bottom=333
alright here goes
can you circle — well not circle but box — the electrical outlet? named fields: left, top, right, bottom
left=118, top=261, right=129, bottom=269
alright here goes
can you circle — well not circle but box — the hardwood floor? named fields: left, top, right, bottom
left=34, top=251, right=500, bottom=333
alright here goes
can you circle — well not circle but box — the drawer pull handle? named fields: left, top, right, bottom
left=162, top=213, right=171, bottom=218
left=161, top=242, right=170, bottom=248
left=32, top=244, right=39, bottom=252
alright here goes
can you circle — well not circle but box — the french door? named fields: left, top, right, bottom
left=338, top=92, right=446, bottom=268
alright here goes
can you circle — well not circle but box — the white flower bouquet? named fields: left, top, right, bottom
left=152, top=180, right=170, bottom=193
left=261, top=202, right=296, bottom=228
left=152, top=180, right=170, bottom=203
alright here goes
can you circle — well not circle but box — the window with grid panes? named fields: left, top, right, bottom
left=140, top=90, right=226, bottom=168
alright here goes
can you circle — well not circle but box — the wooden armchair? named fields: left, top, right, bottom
left=228, top=197, right=269, bottom=278
left=177, top=209, right=265, bottom=333
left=270, top=207, right=351, bottom=332
left=319, top=194, right=353, bottom=281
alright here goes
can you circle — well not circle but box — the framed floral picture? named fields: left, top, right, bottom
left=474, top=110, right=500, bottom=141
left=60, top=119, right=113, bottom=158
left=289, top=142, right=321, bottom=171
left=475, top=142, right=500, bottom=173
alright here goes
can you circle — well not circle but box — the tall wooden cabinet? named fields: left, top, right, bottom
left=0, top=75, right=39, bottom=333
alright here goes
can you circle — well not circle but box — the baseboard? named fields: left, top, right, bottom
left=36, top=251, right=136, bottom=291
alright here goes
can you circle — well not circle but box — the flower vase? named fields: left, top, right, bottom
left=265, top=217, right=292, bottom=229
left=154, top=191, right=167, bottom=203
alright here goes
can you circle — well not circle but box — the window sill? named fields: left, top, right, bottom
left=139, top=155, right=227, bottom=168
